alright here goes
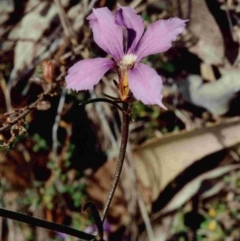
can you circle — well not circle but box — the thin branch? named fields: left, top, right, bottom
left=129, top=0, right=144, bottom=9
left=225, top=5, right=234, bottom=39
left=52, top=88, right=67, bottom=161
left=87, top=0, right=98, bottom=13
left=102, top=103, right=130, bottom=222
left=0, top=73, right=12, bottom=112
left=0, top=85, right=53, bottom=132
left=53, top=0, right=76, bottom=39
left=0, top=208, right=94, bottom=240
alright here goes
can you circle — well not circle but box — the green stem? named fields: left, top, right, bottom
left=102, top=103, right=129, bottom=222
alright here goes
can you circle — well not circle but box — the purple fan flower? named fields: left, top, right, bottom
left=66, top=6, right=187, bottom=107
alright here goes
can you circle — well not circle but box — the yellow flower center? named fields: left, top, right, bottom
left=118, top=54, right=137, bottom=101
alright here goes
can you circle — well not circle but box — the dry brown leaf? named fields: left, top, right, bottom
left=6, top=1, right=58, bottom=78
left=86, top=119, right=240, bottom=229
left=133, top=118, right=240, bottom=206
left=169, top=0, right=224, bottom=65
left=159, top=164, right=240, bottom=215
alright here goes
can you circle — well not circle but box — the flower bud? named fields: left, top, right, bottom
left=42, top=60, right=55, bottom=83
left=37, top=100, right=51, bottom=111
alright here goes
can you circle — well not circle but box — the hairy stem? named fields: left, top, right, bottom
left=102, top=103, right=129, bottom=222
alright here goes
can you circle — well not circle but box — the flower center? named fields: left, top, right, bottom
left=117, top=54, right=137, bottom=101
left=118, top=54, right=137, bottom=71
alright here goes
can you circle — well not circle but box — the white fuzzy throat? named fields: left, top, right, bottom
left=118, top=54, right=137, bottom=71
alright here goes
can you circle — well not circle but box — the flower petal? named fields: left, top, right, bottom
left=136, top=18, right=187, bottom=60
left=115, top=6, right=144, bottom=53
left=128, top=63, right=166, bottom=108
left=66, top=58, right=114, bottom=91
left=87, top=8, right=124, bottom=61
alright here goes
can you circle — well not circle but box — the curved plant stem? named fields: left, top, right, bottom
left=0, top=208, right=94, bottom=240
left=80, top=98, right=126, bottom=113
left=102, top=103, right=129, bottom=222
